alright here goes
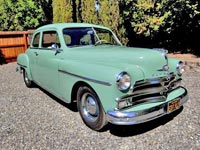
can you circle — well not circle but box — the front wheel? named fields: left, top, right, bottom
left=77, top=86, right=107, bottom=131
left=23, top=69, right=33, bottom=88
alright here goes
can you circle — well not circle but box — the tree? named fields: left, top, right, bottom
left=36, top=0, right=53, bottom=24
left=0, top=0, right=49, bottom=31
left=53, top=0, right=73, bottom=23
left=53, top=0, right=125, bottom=42
left=119, top=0, right=200, bottom=51
left=158, top=0, right=200, bottom=51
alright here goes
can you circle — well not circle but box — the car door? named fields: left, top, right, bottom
left=36, top=30, right=63, bottom=96
left=27, top=32, right=41, bottom=82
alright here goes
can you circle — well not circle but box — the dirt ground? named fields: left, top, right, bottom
left=168, top=53, right=200, bottom=62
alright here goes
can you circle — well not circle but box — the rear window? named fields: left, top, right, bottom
left=32, top=33, right=40, bottom=48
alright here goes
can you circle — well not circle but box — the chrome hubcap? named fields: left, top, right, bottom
left=86, top=96, right=97, bottom=115
left=81, top=93, right=99, bottom=122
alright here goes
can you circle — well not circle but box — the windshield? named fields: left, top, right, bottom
left=63, top=27, right=121, bottom=47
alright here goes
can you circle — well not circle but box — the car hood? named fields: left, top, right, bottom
left=65, top=45, right=168, bottom=79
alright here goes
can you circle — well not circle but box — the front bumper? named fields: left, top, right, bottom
left=106, top=88, right=188, bottom=125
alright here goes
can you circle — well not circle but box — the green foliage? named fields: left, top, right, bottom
left=121, top=0, right=199, bottom=37
left=36, top=0, right=53, bottom=24
left=53, top=0, right=73, bottom=23
left=81, top=0, right=125, bottom=42
left=157, top=0, right=200, bottom=52
left=0, top=0, right=51, bottom=31
left=119, top=0, right=200, bottom=53
left=53, top=0, right=127, bottom=43
left=160, top=0, right=199, bottom=34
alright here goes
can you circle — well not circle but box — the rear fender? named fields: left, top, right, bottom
left=17, top=53, right=33, bottom=80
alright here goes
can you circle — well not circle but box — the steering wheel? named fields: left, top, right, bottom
left=95, top=39, right=108, bottom=46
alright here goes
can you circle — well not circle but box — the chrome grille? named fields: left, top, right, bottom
left=116, top=73, right=182, bottom=110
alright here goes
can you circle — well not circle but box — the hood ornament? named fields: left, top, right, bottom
left=157, top=64, right=169, bottom=72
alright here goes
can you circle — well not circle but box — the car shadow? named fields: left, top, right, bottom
left=37, top=85, right=78, bottom=112
left=104, top=107, right=183, bottom=137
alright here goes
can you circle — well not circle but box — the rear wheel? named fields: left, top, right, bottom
left=77, top=86, right=107, bottom=131
left=23, top=69, right=33, bottom=88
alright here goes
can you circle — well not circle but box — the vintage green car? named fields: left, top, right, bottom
left=17, top=23, right=188, bottom=131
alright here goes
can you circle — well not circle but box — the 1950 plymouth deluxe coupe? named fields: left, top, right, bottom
left=17, top=23, right=188, bottom=131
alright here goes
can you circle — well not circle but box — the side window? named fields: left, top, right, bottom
left=80, top=34, right=92, bottom=45
left=63, top=34, right=71, bottom=46
left=96, top=32, right=110, bottom=42
left=42, top=31, right=60, bottom=49
left=63, top=28, right=96, bottom=47
left=32, top=33, right=40, bottom=48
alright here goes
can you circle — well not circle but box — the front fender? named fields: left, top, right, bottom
left=168, top=57, right=180, bottom=76
left=17, top=53, right=32, bottom=80
left=58, top=60, right=144, bottom=111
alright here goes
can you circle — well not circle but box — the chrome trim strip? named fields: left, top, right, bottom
left=107, top=88, right=188, bottom=125
left=135, top=73, right=176, bottom=88
left=116, top=96, right=166, bottom=110
left=132, top=86, right=166, bottom=95
left=122, top=96, right=166, bottom=105
left=58, top=70, right=112, bottom=86
left=17, top=63, right=27, bottom=68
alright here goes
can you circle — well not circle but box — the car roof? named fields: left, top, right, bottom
left=36, top=23, right=111, bottom=32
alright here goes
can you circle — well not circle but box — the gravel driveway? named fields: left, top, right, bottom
left=0, top=62, right=200, bottom=150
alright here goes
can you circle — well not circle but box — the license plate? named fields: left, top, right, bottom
left=167, top=99, right=180, bottom=113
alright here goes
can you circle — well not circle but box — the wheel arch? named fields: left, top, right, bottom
left=74, top=81, right=108, bottom=130
left=17, top=53, right=33, bottom=80
left=71, top=81, right=98, bottom=103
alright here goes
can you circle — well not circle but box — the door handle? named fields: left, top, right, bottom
left=34, top=52, right=38, bottom=56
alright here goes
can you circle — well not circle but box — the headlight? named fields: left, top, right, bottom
left=176, top=61, right=185, bottom=76
left=116, top=72, right=131, bottom=91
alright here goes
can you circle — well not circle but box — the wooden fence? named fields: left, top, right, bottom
left=0, top=30, right=34, bottom=63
